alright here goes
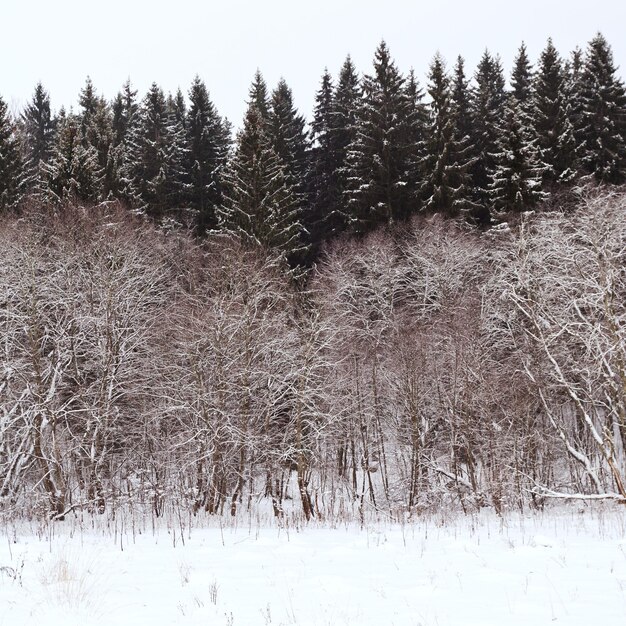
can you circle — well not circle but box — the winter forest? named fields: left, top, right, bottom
left=2, top=31, right=626, bottom=524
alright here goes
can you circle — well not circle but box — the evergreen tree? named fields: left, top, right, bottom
left=219, top=73, right=303, bottom=263
left=186, top=76, right=231, bottom=232
left=42, top=113, right=101, bottom=204
left=344, top=41, right=415, bottom=233
left=218, top=100, right=302, bottom=264
left=470, top=50, right=506, bottom=221
left=165, top=90, right=190, bottom=209
left=404, top=69, right=428, bottom=210
left=267, top=78, right=310, bottom=261
left=329, top=56, right=361, bottom=234
left=112, top=79, right=139, bottom=147
left=578, top=33, right=626, bottom=183
left=249, top=70, right=270, bottom=120
left=421, top=53, right=466, bottom=216
left=308, top=69, right=338, bottom=256
left=126, top=82, right=180, bottom=217
left=490, top=99, right=546, bottom=213
left=21, top=82, right=55, bottom=192
left=511, top=43, right=533, bottom=108
left=0, top=96, right=24, bottom=210
left=450, top=56, right=480, bottom=214
left=533, top=39, right=577, bottom=185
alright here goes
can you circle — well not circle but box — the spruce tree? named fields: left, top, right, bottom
left=329, top=56, right=361, bottom=234
left=421, top=54, right=465, bottom=216
left=267, top=78, right=310, bottom=261
left=404, top=69, right=428, bottom=211
left=218, top=93, right=303, bottom=265
left=42, top=113, right=101, bottom=204
left=21, top=82, right=55, bottom=193
left=490, top=99, right=546, bottom=213
left=186, top=76, right=231, bottom=232
left=470, top=50, right=506, bottom=222
left=0, top=96, right=24, bottom=210
left=511, top=43, right=534, bottom=108
left=344, top=41, right=415, bottom=233
left=578, top=33, right=626, bottom=183
left=533, top=39, right=577, bottom=185
left=450, top=56, right=480, bottom=215
left=308, top=69, right=338, bottom=256
left=125, top=82, right=178, bottom=217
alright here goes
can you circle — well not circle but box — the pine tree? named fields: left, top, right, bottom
left=218, top=101, right=303, bottom=264
left=0, top=96, right=24, bottom=210
left=533, top=39, right=577, bottom=185
left=344, top=41, right=415, bottom=233
left=186, top=76, right=231, bottom=232
left=470, top=50, right=506, bottom=222
left=490, top=99, right=546, bottom=213
left=166, top=90, right=190, bottom=209
left=21, top=82, right=55, bottom=193
left=578, top=33, right=626, bottom=183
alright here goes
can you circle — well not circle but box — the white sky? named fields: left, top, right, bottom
left=3, top=0, right=626, bottom=126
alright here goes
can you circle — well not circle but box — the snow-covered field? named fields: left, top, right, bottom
left=1, top=507, right=625, bottom=626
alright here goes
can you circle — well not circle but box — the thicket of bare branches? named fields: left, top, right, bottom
left=2, top=192, right=626, bottom=521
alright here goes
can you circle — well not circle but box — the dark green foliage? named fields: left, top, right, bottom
left=42, top=112, right=101, bottom=204
left=186, top=76, right=231, bottom=232
left=308, top=69, right=338, bottom=257
left=491, top=100, right=547, bottom=213
left=421, top=54, right=472, bottom=216
left=0, top=96, right=24, bottom=210
left=344, top=41, right=417, bottom=233
left=126, top=82, right=185, bottom=217
left=218, top=87, right=303, bottom=265
left=578, top=33, right=626, bottom=183
left=470, top=50, right=507, bottom=221
left=532, top=39, right=577, bottom=186
left=511, top=43, right=534, bottom=108
left=21, top=83, right=55, bottom=193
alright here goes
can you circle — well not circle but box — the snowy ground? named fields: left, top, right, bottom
left=1, top=506, right=625, bottom=626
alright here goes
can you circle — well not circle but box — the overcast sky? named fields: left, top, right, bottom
left=3, top=0, right=626, bottom=126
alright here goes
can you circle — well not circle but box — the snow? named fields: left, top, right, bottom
left=1, top=507, right=625, bottom=626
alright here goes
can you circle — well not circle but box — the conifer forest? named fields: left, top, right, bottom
left=3, top=33, right=626, bottom=522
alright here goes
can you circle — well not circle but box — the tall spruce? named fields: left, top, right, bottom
left=450, top=56, right=480, bottom=215
left=578, top=33, right=626, bottom=183
left=21, top=83, right=55, bottom=193
left=344, top=41, right=415, bottom=233
left=308, top=69, right=338, bottom=257
left=405, top=69, right=428, bottom=211
left=126, top=82, right=180, bottom=217
left=267, top=78, right=310, bottom=263
left=186, top=76, right=231, bottom=232
left=511, top=43, right=534, bottom=108
left=0, top=96, right=24, bottom=210
left=330, top=56, right=361, bottom=235
left=470, top=50, right=506, bottom=222
left=42, top=112, right=101, bottom=204
left=218, top=83, right=303, bottom=265
left=490, top=99, right=546, bottom=213
left=533, top=39, right=577, bottom=185
left=421, top=54, right=467, bottom=216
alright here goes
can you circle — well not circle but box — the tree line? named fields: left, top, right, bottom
left=0, top=33, right=625, bottom=268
